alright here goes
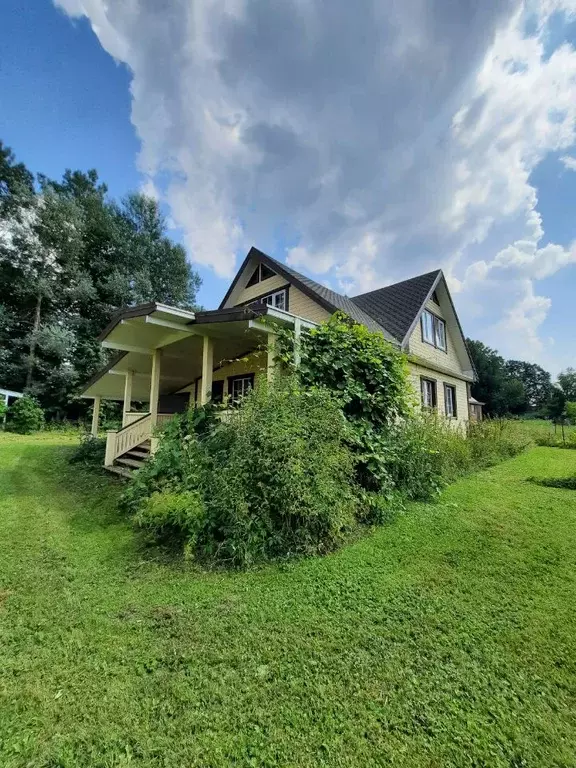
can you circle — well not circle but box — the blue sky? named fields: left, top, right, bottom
left=1, top=0, right=575, bottom=374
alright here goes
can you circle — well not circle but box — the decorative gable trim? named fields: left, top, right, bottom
left=220, top=246, right=341, bottom=317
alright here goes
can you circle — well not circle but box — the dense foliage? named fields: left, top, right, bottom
left=68, top=434, right=106, bottom=466
left=0, top=140, right=201, bottom=419
left=275, top=313, right=411, bottom=492
left=120, top=317, right=531, bottom=567
left=6, top=395, right=45, bottom=434
left=123, top=383, right=358, bottom=567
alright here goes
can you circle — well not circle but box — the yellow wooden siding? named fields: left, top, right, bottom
left=407, top=300, right=464, bottom=378
left=234, top=274, right=331, bottom=324
left=408, top=362, right=469, bottom=425
left=288, top=286, right=331, bottom=323
left=234, top=274, right=288, bottom=305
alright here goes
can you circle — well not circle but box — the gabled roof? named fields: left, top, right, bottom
left=351, top=270, right=441, bottom=345
left=220, top=247, right=397, bottom=342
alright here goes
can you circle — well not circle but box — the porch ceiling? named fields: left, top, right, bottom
left=82, top=319, right=268, bottom=401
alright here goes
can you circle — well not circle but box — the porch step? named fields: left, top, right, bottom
left=126, top=447, right=150, bottom=459
left=116, top=456, right=146, bottom=470
left=106, top=465, right=133, bottom=480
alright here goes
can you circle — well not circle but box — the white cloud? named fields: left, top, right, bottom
left=560, top=154, right=576, bottom=170
left=54, top=0, right=576, bottom=368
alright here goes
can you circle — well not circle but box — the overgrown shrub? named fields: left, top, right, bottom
left=386, top=416, right=531, bottom=499
left=69, top=434, right=106, bottom=466
left=122, top=383, right=358, bottom=567
left=275, top=313, right=412, bottom=493
left=535, top=432, right=576, bottom=449
left=6, top=396, right=45, bottom=434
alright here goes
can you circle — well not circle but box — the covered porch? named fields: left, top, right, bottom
left=81, top=302, right=313, bottom=474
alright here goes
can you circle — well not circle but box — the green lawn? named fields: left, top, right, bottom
left=1, top=435, right=576, bottom=767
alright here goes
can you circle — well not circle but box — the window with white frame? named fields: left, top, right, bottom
left=444, top=384, right=457, bottom=418
left=421, top=309, right=447, bottom=351
left=421, top=377, right=437, bottom=409
left=261, top=289, right=287, bottom=311
left=229, top=374, right=254, bottom=402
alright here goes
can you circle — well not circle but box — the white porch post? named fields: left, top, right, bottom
left=91, top=395, right=101, bottom=437
left=149, top=349, right=162, bottom=427
left=200, top=335, right=214, bottom=405
left=293, top=318, right=302, bottom=367
left=122, top=370, right=133, bottom=427
left=267, top=332, right=276, bottom=382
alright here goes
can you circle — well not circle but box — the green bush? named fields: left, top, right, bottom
left=275, top=312, right=411, bottom=493
left=6, top=396, right=45, bottom=434
left=123, top=383, right=358, bottom=567
left=68, top=434, right=106, bottom=466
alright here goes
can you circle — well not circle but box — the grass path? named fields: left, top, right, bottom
left=1, top=434, right=576, bottom=767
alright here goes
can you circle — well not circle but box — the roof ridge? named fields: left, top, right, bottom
left=352, top=269, right=442, bottom=300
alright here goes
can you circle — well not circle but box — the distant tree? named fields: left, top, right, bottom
left=558, top=368, right=576, bottom=402
left=505, top=360, right=552, bottom=410
left=466, top=339, right=513, bottom=415
left=547, top=387, right=567, bottom=421
left=565, top=401, right=576, bottom=425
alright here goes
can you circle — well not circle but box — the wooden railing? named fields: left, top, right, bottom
left=105, top=413, right=177, bottom=466
left=123, top=411, right=147, bottom=427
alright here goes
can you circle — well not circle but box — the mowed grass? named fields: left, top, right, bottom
left=1, top=435, right=576, bottom=767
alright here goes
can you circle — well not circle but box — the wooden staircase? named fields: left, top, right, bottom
left=106, top=440, right=151, bottom=479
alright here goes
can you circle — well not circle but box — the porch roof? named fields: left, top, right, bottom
left=81, top=302, right=311, bottom=400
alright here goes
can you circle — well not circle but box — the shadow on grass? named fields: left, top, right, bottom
left=528, top=475, right=576, bottom=490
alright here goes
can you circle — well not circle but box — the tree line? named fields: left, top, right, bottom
left=0, top=140, right=201, bottom=419
left=466, top=339, right=576, bottom=420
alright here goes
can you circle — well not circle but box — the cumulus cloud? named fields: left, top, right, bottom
left=55, top=0, right=576, bottom=367
left=560, top=154, right=576, bottom=170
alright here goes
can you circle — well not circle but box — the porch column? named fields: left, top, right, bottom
left=293, top=318, right=302, bottom=367
left=122, top=370, right=133, bottom=427
left=149, top=349, right=162, bottom=427
left=200, top=335, right=214, bottom=405
left=91, top=395, right=101, bottom=437
left=267, top=332, right=276, bottom=382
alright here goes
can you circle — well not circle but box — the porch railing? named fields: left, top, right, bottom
left=105, top=413, right=175, bottom=466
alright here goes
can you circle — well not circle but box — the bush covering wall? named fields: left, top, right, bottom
left=121, top=316, right=531, bottom=567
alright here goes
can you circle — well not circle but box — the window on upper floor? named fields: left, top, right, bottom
left=245, top=262, right=277, bottom=288
left=249, top=287, right=288, bottom=311
left=444, top=384, right=457, bottom=418
left=421, top=309, right=447, bottom=351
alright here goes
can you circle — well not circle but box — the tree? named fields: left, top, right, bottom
left=0, top=141, right=202, bottom=419
left=467, top=339, right=511, bottom=415
left=505, top=360, right=552, bottom=410
left=547, top=387, right=566, bottom=421
left=558, top=368, right=576, bottom=402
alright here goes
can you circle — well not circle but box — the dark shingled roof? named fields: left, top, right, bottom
left=262, top=253, right=396, bottom=341
left=222, top=247, right=442, bottom=347
left=351, top=270, right=441, bottom=344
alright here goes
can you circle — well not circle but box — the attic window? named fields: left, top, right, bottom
left=432, top=290, right=440, bottom=305
left=246, top=262, right=276, bottom=288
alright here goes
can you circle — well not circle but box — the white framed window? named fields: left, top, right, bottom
left=229, top=374, right=254, bottom=402
left=444, top=384, right=457, bottom=418
left=421, top=310, right=435, bottom=344
left=421, top=378, right=437, bottom=409
left=435, top=318, right=447, bottom=350
left=421, top=310, right=447, bottom=351
left=262, top=289, right=287, bottom=311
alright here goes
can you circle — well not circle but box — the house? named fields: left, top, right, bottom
left=81, top=247, right=478, bottom=476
